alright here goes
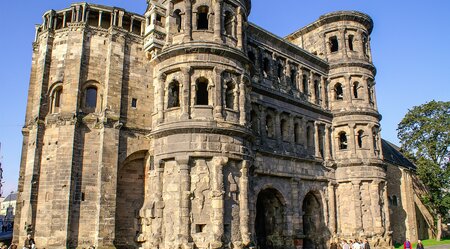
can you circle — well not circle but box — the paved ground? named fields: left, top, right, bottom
left=428, top=244, right=450, bottom=249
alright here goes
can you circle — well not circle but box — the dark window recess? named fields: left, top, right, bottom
left=196, top=79, right=209, bottom=105
left=248, top=51, right=256, bottom=64
left=302, top=75, right=308, bottom=93
left=197, top=6, right=209, bottom=30
left=196, top=224, right=206, bottom=233
left=266, top=115, right=274, bottom=138
left=54, top=88, right=62, bottom=108
left=224, top=11, right=234, bottom=36
left=339, top=132, right=348, bottom=150
left=357, top=130, right=364, bottom=148
left=86, top=87, right=97, bottom=108
left=348, top=35, right=354, bottom=51
left=168, top=81, right=180, bottom=108
left=290, top=70, right=297, bottom=86
left=353, top=82, right=359, bottom=98
left=225, top=82, right=235, bottom=109
left=280, top=119, right=288, bottom=141
left=250, top=110, right=258, bottom=133
left=131, top=98, right=138, bottom=108
left=294, top=123, right=299, bottom=143
left=277, top=63, right=283, bottom=79
left=330, top=36, right=339, bottom=53
left=335, top=83, right=343, bottom=100
left=263, top=58, right=270, bottom=77
left=174, top=10, right=182, bottom=33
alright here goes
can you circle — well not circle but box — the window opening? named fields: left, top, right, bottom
left=197, top=6, right=209, bottom=30
left=250, top=110, right=258, bottom=133
left=266, top=115, right=274, bottom=138
left=339, top=132, right=348, bottom=150
left=248, top=52, right=256, bottom=64
left=353, top=82, right=359, bottom=99
left=168, top=81, right=180, bottom=108
left=330, top=36, right=339, bottom=53
left=277, top=63, right=283, bottom=79
left=174, top=9, right=182, bottom=33
left=335, top=83, right=343, bottom=100
left=225, top=81, right=235, bottom=109
left=314, top=80, right=320, bottom=104
left=302, top=75, right=308, bottom=93
left=357, top=130, right=364, bottom=148
left=281, top=119, right=288, bottom=141
left=224, top=11, right=234, bottom=36
left=196, top=78, right=209, bottom=105
left=263, top=58, right=270, bottom=77
left=131, top=98, right=138, bottom=108
left=86, top=87, right=98, bottom=108
left=348, top=35, right=354, bottom=51
left=290, top=70, right=297, bottom=87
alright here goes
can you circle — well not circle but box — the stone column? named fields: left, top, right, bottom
left=213, top=0, right=223, bottom=42
left=98, top=11, right=103, bottom=27
left=183, top=0, right=193, bottom=42
left=321, top=76, right=327, bottom=109
left=239, top=76, right=248, bottom=125
left=181, top=67, right=191, bottom=120
left=177, top=156, right=192, bottom=247
left=214, top=67, right=224, bottom=120
left=367, top=124, right=375, bottom=155
left=309, top=73, right=315, bottom=103
left=211, top=156, right=228, bottom=249
left=340, top=28, right=348, bottom=57
left=62, top=11, right=67, bottom=28
left=349, top=123, right=356, bottom=157
left=275, top=111, right=282, bottom=146
left=118, top=11, right=124, bottom=28
left=328, top=183, right=337, bottom=235
left=324, top=125, right=331, bottom=160
left=237, top=7, right=244, bottom=49
left=291, top=180, right=301, bottom=235
left=165, top=2, right=174, bottom=46
left=156, top=73, right=166, bottom=124
left=352, top=180, right=363, bottom=234
left=345, top=75, right=352, bottom=102
left=303, top=119, right=309, bottom=148
left=240, top=160, right=251, bottom=246
left=370, top=180, right=383, bottom=234
left=382, top=182, right=391, bottom=234
left=153, top=163, right=165, bottom=247
left=314, top=122, right=321, bottom=158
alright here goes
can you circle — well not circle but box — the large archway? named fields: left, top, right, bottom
left=302, top=192, right=326, bottom=249
left=255, top=188, right=286, bottom=249
left=114, top=152, right=146, bottom=249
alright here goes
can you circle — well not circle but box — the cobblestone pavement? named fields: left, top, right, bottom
left=427, top=244, right=450, bottom=249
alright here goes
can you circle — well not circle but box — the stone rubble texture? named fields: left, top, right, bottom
left=13, top=1, right=432, bottom=249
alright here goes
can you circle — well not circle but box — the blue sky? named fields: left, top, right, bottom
left=0, top=1, right=449, bottom=195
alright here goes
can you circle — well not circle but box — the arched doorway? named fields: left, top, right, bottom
left=302, top=192, right=325, bottom=249
left=255, top=188, right=286, bottom=249
left=114, top=152, right=146, bottom=249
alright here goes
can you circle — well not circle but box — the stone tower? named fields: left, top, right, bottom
left=287, top=11, right=390, bottom=244
left=139, top=0, right=252, bottom=248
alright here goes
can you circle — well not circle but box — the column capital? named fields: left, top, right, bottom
left=212, top=156, right=228, bottom=166
left=176, top=156, right=190, bottom=166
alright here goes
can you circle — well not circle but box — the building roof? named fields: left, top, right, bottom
left=3, top=192, right=17, bottom=202
left=382, top=139, right=416, bottom=170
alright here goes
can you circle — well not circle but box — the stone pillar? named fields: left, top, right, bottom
left=349, top=123, right=356, bottom=157
left=118, top=11, right=124, bottom=28
left=153, top=163, right=165, bottom=247
left=275, top=111, right=282, bottom=146
left=314, top=122, right=321, bottom=158
left=211, top=156, right=228, bottom=248
left=382, top=182, right=391, bottom=234
left=98, top=11, right=103, bottom=27
left=213, top=0, right=223, bottom=42
left=62, top=11, right=67, bottom=28
left=340, top=28, right=347, bottom=57
left=181, top=67, right=191, bottom=120
left=239, top=76, right=248, bottom=125
left=176, top=156, right=192, bottom=247
left=165, top=2, right=174, bottom=46
left=237, top=7, right=243, bottom=49
left=321, top=76, right=327, bottom=109
left=183, top=0, right=193, bottom=42
left=345, top=75, right=352, bottom=102
left=352, top=180, right=363, bottom=234
left=240, top=160, right=251, bottom=246
left=370, top=180, right=383, bottom=234
left=156, top=73, right=166, bottom=124
left=309, top=73, right=315, bottom=103
left=324, top=125, right=331, bottom=160
left=214, top=67, right=224, bottom=120
left=328, top=183, right=337, bottom=235
left=291, top=180, right=301, bottom=235
left=368, top=124, right=375, bottom=155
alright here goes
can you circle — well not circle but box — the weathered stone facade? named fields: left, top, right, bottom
left=13, top=1, right=430, bottom=249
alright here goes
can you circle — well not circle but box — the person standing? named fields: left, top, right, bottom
left=24, top=234, right=36, bottom=249
left=404, top=238, right=412, bottom=249
left=416, top=240, right=424, bottom=249
left=363, top=239, right=370, bottom=249
left=342, top=240, right=350, bottom=249
left=330, top=240, right=338, bottom=249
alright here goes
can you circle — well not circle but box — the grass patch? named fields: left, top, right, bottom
left=394, top=238, right=450, bottom=249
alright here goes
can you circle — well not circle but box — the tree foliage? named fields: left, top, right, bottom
left=397, top=100, right=450, bottom=237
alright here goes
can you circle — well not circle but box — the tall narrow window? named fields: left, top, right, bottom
left=280, top=119, right=288, bottom=141
left=250, top=110, right=258, bottom=133
left=330, top=36, right=339, bottom=53
left=197, top=6, right=209, bottom=30
left=225, top=81, right=235, bottom=109
left=52, top=87, right=63, bottom=113
left=168, top=81, right=180, bottom=108
left=174, top=9, right=182, bottom=33
left=314, top=80, right=320, bottom=104
left=266, top=115, right=274, bottom=138
left=290, top=69, right=297, bottom=87
left=354, top=82, right=361, bottom=99
left=373, top=130, right=379, bottom=151
left=357, top=130, right=364, bottom=148
left=294, top=123, right=300, bottom=144
left=263, top=58, right=270, bottom=77
left=335, top=83, right=343, bottom=100
left=196, top=78, right=209, bottom=105
left=348, top=35, right=354, bottom=51
left=368, top=86, right=374, bottom=105
left=248, top=51, right=256, bottom=64
left=362, top=35, right=368, bottom=56
left=86, top=87, right=98, bottom=108
left=302, top=75, right=308, bottom=94
left=339, top=132, right=348, bottom=150
left=224, top=11, right=234, bottom=36
left=277, top=63, right=283, bottom=79
left=306, top=126, right=312, bottom=147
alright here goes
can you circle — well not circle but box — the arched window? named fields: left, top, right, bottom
left=373, top=129, right=379, bottom=151
left=168, top=81, right=180, bottom=108
left=196, top=78, right=209, bottom=105
left=335, top=83, right=343, bottom=100
left=392, top=195, right=398, bottom=206
left=357, top=130, right=364, bottom=148
left=85, top=86, right=98, bottom=109
left=224, top=11, right=234, bottom=36
left=51, top=86, right=63, bottom=113
left=339, top=132, right=348, bottom=150
left=348, top=35, right=354, bottom=51
left=314, top=80, right=320, bottom=104
left=225, top=81, right=235, bottom=109
left=353, top=82, right=360, bottom=99
left=290, top=69, right=297, bottom=87
left=266, top=115, right=274, bottom=138
left=263, top=58, right=270, bottom=77
left=330, top=36, right=339, bottom=53
left=277, top=63, right=283, bottom=79
left=250, top=110, right=259, bottom=133
left=280, top=118, right=288, bottom=141
left=302, top=75, right=308, bottom=94
left=362, top=35, right=368, bottom=56
left=174, top=9, right=182, bottom=33
left=306, top=125, right=312, bottom=147
left=197, top=6, right=209, bottom=30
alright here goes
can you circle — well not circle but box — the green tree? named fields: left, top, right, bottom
left=397, top=100, right=450, bottom=240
